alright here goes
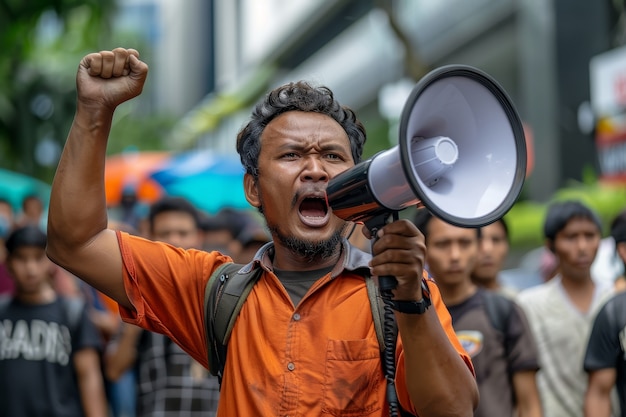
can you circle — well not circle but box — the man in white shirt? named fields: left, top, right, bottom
left=517, top=200, right=615, bottom=417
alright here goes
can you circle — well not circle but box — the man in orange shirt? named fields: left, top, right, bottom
left=46, top=48, right=478, bottom=417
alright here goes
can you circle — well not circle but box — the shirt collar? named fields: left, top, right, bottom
left=239, top=238, right=372, bottom=278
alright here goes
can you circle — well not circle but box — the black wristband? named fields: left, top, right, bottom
left=391, top=297, right=431, bottom=314
left=390, top=279, right=432, bottom=314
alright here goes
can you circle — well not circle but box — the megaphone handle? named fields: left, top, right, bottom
left=365, top=212, right=400, bottom=293
left=378, top=275, right=399, bottom=292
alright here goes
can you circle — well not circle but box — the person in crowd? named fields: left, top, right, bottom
left=0, top=225, right=108, bottom=417
left=199, top=207, right=249, bottom=255
left=233, top=216, right=271, bottom=264
left=84, top=219, right=139, bottom=417
left=517, top=200, right=615, bottom=417
left=16, top=194, right=45, bottom=229
left=46, top=47, right=478, bottom=416
left=1, top=197, right=80, bottom=298
left=0, top=198, right=16, bottom=294
left=471, top=217, right=519, bottom=297
left=413, top=209, right=542, bottom=417
left=582, top=208, right=626, bottom=417
left=0, top=197, right=15, bottom=234
left=583, top=292, right=625, bottom=417
left=108, top=185, right=148, bottom=232
left=87, top=278, right=136, bottom=417
left=105, top=196, right=220, bottom=416
left=608, top=209, right=626, bottom=292
left=221, top=210, right=271, bottom=264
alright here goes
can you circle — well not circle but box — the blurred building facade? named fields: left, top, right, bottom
left=120, top=0, right=620, bottom=202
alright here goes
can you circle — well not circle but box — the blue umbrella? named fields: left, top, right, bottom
left=149, top=150, right=249, bottom=214
left=0, top=168, right=51, bottom=212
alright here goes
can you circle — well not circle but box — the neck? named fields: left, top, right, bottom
left=472, top=276, right=499, bottom=291
left=272, top=241, right=343, bottom=271
left=15, top=285, right=57, bottom=305
left=560, top=266, right=594, bottom=287
left=558, top=273, right=596, bottom=313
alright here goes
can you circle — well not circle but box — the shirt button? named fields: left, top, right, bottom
left=293, top=313, right=301, bottom=321
left=287, top=362, right=295, bottom=371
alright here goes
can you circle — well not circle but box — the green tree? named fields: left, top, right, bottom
left=0, top=1, right=176, bottom=184
left=0, top=1, right=116, bottom=180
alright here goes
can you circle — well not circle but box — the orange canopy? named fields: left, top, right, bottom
left=104, top=151, right=170, bottom=206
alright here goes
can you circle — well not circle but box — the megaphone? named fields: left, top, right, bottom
left=326, top=64, right=527, bottom=417
left=326, top=64, right=526, bottom=231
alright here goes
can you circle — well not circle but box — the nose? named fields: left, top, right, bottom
left=450, top=243, right=462, bottom=261
left=168, top=237, right=184, bottom=248
left=480, top=238, right=494, bottom=253
left=577, top=235, right=596, bottom=254
left=301, top=157, right=329, bottom=182
left=24, top=258, right=41, bottom=275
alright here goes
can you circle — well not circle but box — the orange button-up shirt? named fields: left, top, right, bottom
left=117, top=231, right=472, bottom=416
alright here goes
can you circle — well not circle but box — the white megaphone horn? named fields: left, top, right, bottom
left=326, top=64, right=527, bottom=232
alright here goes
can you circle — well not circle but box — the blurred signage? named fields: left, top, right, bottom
left=590, top=45, right=626, bottom=117
left=596, top=126, right=626, bottom=183
left=590, top=46, right=626, bottom=183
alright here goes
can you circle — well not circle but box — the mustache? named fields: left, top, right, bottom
left=292, top=187, right=328, bottom=209
left=291, top=193, right=299, bottom=209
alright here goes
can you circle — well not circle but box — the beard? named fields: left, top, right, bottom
left=258, top=189, right=347, bottom=263
left=265, top=213, right=347, bottom=264
left=269, top=226, right=346, bottom=264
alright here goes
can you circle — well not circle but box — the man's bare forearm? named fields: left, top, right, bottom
left=48, top=105, right=113, bottom=260
left=400, top=311, right=478, bottom=417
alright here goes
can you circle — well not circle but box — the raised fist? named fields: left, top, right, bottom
left=76, top=47, right=148, bottom=111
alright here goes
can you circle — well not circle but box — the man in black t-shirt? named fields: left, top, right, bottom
left=583, top=291, right=626, bottom=417
left=0, top=225, right=107, bottom=417
left=413, top=210, right=542, bottom=417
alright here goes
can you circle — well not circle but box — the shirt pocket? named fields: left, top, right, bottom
left=321, top=338, right=383, bottom=416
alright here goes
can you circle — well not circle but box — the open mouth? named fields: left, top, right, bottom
left=298, top=196, right=330, bottom=227
left=300, top=197, right=328, bottom=217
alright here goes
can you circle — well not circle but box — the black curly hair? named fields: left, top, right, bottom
left=236, top=81, right=367, bottom=179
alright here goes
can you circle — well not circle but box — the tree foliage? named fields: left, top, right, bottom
left=0, top=1, right=175, bottom=184
left=0, top=1, right=116, bottom=180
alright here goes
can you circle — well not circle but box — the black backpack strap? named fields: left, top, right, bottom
left=204, top=262, right=263, bottom=384
left=482, top=290, right=513, bottom=336
left=365, top=272, right=417, bottom=417
left=482, top=290, right=515, bottom=386
left=365, top=273, right=388, bottom=352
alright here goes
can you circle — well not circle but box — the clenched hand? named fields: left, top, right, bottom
left=76, top=47, right=148, bottom=112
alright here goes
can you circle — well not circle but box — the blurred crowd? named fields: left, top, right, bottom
left=0, top=191, right=272, bottom=417
left=1, top=189, right=626, bottom=416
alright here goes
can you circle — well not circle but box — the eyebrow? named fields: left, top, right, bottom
left=276, top=140, right=351, bottom=154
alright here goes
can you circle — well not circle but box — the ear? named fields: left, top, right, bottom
left=244, top=173, right=261, bottom=209
left=544, top=238, right=555, bottom=253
